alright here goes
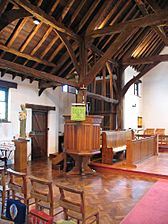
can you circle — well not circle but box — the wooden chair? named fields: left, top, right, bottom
left=6, top=168, right=32, bottom=211
left=143, top=128, right=155, bottom=135
left=29, top=175, right=61, bottom=217
left=56, top=183, right=99, bottom=224
left=155, top=128, right=165, bottom=135
left=0, top=167, right=10, bottom=216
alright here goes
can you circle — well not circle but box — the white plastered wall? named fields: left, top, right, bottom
left=142, top=47, right=168, bottom=134
left=0, top=73, right=75, bottom=162
left=123, top=66, right=143, bottom=130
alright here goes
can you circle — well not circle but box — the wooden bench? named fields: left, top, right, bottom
left=101, top=130, right=134, bottom=164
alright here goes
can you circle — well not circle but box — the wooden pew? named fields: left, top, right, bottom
left=101, top=130, right=134, bottom=164
left=125, top=135, right=158, bottom=167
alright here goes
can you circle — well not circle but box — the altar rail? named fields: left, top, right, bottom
left=125, top=135, right=158, bottom=167
left=101, top=130, right=134, bottom=164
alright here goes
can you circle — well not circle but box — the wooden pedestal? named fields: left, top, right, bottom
left=13, top=139, right=28, bottom=171
left=64, top=115, right=103, bottom=175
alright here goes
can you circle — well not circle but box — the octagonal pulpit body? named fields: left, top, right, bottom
left=64, top=115, right=103, bottom=154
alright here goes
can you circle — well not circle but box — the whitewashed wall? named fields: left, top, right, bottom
left=143, top=47, right=168, bottom=134
left=123, top=66, right=143, bottom=130
left=0, top=73, right=75, bottom=161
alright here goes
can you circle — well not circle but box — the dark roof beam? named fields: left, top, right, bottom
left=89, top=44, right=118, bottom=67
left=122, top=62, right=159, bottom=96
left=88, top=9, right=168, bottom=38
left=0, top=44, right=58, bottom=68
left=87, top=91, right=118, bottom=104
left=84, top=27, right=138, bottom=86
left=0, top=8, right=30, bottom=31
left=39, top=81, right=59, bottom=89
left=123, top=54, right=168, bottom=65
left=0, top=0, right=9, bottom=16
left=134, top=0, right=168, bottom=45
left=53, top=30, right=80, bottom=74
left=0, top=59, right=79, bottom=88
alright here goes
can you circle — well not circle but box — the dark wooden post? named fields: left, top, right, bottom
left=116, top=64, right=124, bottom=129
left=77, top=37, right=88, bottom=103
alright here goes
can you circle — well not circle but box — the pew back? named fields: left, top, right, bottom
left=102, top=130, right=133, bottom=164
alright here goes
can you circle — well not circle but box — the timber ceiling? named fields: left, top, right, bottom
left=0, top=0, right=168, bottom=94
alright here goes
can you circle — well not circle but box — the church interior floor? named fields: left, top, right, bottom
left=91, top=152, right=168, bottom=180
left=25, top=159, right=156, bottom=224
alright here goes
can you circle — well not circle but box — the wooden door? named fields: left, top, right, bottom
left=32, top=110, right=48, bottom=160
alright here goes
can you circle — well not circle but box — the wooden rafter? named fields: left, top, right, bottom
left=88, top=9, right=168, bottom=38
left=106, top=62, right=114, bottom=98
left=30, top=27, right=53, bottom=56
left=86, top=0, right=113, bottom=34
left=87, top=91, right=118, bottom=104
left=39, top=81, right=60, bottom=89
left=20, top=24, right=40, bottom=52
left=122, top=28, right=150, bottom=61
left=79, top=38, right=88, bottom=83
left=145, top=0, right=163, bottom=12
left=61, top=0, right=75, bottom=21
left=134, top=0, right=168, bottom=46
left=6, top=19, right=28, bottom=47
left=50, top=42, right=78, bottom=74
left=0, top=0, right=9, bottom=16
left=32, top=0, right=79, bottom=71
left=19, top=0, right=57, bottom=68
left=10, top=0, right=80, bottom=42
left=90, top=44, right=118, bottom=66
left=0, top=9, right=30, bottom=31
left=77, top=0, right=101, bottom=33
left=97, top=3, right=139, bottom=59
left=53, top=30, right=80, bottom=74
left=43, top=1, right=101, bottom=76
left=84, top=27, right=138, bottom=86
left=0, top=59, right=79, bottom=87
left=70, top=0, right=86, bottom=25
left=0, top=44, right=58, bottom=68
left=123, top=54, right=168, bottom=65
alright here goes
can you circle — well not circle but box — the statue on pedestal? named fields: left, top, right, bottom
left=19, top=104, right=27, bottom=138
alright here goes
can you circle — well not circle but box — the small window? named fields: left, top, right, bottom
left=0, top=87, right=8, bottom=121
left=62, top=85, right=77, bottom=94
left=134, top=80, right=142, bottom=97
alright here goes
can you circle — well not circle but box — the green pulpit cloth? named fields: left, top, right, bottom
left=71, top=103, right=86, bottom=121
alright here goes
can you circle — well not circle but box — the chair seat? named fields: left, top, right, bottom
left=67, top=206, right=99, bottom=221
left=38, top=198, right=60, bottom=210
left=56, top=220, right=76, bottom=224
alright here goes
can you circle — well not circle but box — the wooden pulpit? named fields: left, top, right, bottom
left=64, top=115, right=103, bottom=175
left=13, top=139, right=28, bottom=171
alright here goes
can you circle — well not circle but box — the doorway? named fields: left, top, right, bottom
left=32, top=110, right=48, bottom=160
left=26, top=104, right=55, bottom=161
